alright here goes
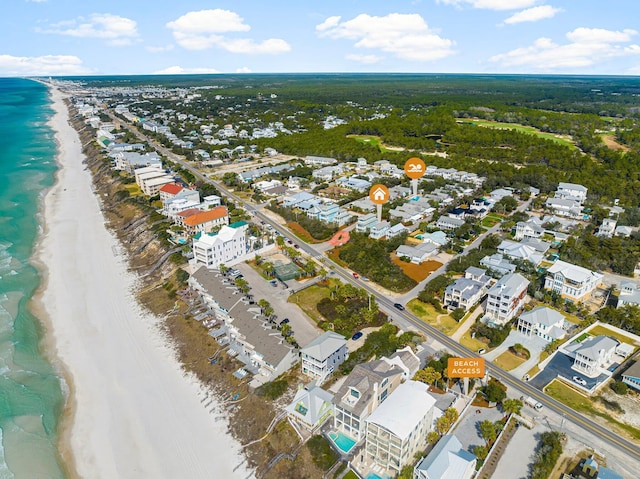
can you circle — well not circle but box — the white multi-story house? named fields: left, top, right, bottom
left=555, top=182, right=588, bottom=204
left=436, top=216, right=465, bottom=231
left=369, top=221, right=390, bottom=240
left=364, top=381, right=438, bottom=476
left=545, top=198, right=583, bottom=219
left=514, top=217, right=545, bottom=240
left=566, top=335, right=619, bottom=377
left=356, top=213, right=378, bottom=233
left=443, top=267, right=491, bottom=312
left=332, top=359, right=405, bottom=442
left=617, top=281, right=640, bottom=308
left=480, top=253, right=516, bottom=277
left=517, top=306, right=566, bottom=342
left=300, top=332, right=347, bottom=384
left=484, top=273, right=529, bottom=325
left=285, top=384, right=334, bottom=433
left=191, top=222, right=247, bottom=268
left=544, top=260, right=603, bottom=303
left=596, top=218, right=617, bottom=238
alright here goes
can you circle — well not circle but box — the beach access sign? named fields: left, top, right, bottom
left=448, top=358, right=485, bottom=378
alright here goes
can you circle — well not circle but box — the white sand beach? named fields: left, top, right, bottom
left=36, top=86, right=252, bottom=479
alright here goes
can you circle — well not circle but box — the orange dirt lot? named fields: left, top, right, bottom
left=391, top=255, right=442, bottom=282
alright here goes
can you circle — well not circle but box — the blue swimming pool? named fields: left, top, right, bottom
left=329, top=431, right=356, bottom=454
left=366, top=473, right=391, bottom=479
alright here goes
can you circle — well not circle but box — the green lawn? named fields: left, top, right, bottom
left=482, top=215, right=502, bottom=228
left=457, top=119, right=577, bottom=149
left=343, top=471, right=359, bottom=479
left=588, top=324, right=638, bottom=346
left=459, top=332, right=488, bottom=353
left=407, top=299, right=462, bottom=335
left=494, top=351, right=526, bottom=371
left=545, top=380, right=640, bottom=441
left=288, top=281, right=335, bottom=324
left=124, top=184, right=142, bottom=196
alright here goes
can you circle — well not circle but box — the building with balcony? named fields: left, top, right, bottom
left=300, top=332, right=347, bottom=384
left=484, top=273, right=529, bottom=325
left=544, top=260, right=603, bottom=303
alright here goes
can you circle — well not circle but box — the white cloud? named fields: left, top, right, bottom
left=346, top=54, right=383, bottom=64
left=166, top=9, right=290, bottom=54
left=438, top=0, right=536, bottom=10
left=316, top=13, right=455, bottom=62
left=153, top=65, right=220, bottom=75
left=504, top=5, right=562, bottom=24
left=490, top=27, right=640, bottom=69
left=0, top=54, right=91, bottom=76
left=39, top=13, right=139, bottom=46
left=146, top=45, right=175, bottom=53
left=236, top=67, right=252, bottom=73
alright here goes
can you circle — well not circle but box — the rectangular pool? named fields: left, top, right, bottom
left=329, top=431, right=356, bottom=454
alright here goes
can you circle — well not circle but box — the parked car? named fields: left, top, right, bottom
left=279, top=318, right=289, bottom=326
left=351, top=331, right=363, bottom=341
left=478, top=348, right=487, bottom=354
left=573, top=376, right=587, bottom=386
left=393, top=303, right=405, bottom=311
left=352, top=272, right=360, bottom=279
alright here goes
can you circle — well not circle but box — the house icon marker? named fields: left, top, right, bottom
left=369, top=184, right=389, bottom=205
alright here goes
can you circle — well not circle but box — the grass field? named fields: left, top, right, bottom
left=457, top=119, right=577, bottom=150
left=124, top=184, right=142, bottom=196
left=588, top=324, right=639, bottom=346
left=494, top=351, right=526, bottom=371
left=545, top=379, right=640, bottom=441
left=347, top=134, right=404, bottom=153
left=288, top=282, right=331, bottom=324
left=481, top=214, right=502, bottom=228
left=407, top=299, right=462, bottom=335
left=391, top=255, right=442, bottom=282
left=460, top=332, right=489, bottom=353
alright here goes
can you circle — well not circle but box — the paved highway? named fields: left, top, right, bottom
left=111, top=110, right=640, bottom=462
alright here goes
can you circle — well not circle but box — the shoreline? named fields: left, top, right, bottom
left=33, top=84, right=251, bottom=479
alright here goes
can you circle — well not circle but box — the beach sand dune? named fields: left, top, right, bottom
left=37, top=87, right=251, bottom=479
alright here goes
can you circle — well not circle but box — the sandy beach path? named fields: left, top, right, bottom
left=38, top=86, right=251, bottom=479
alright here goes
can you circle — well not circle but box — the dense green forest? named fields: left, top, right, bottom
left=91, top=73, right=640, bottom=202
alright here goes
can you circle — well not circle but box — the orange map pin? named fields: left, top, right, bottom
left=369, top=184, right=390, bottom=205
left=404, top=157, right=426, bottom=179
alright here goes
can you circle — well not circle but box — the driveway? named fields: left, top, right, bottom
left=234, top=262, right=323, bottom=347
left=491, top=420, right=548, bottom=479
left=452, top=404, right=506, bottom=453
left=528, top=352, right=608, bottom=391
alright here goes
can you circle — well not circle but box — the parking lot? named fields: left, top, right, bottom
left=234, top=262, right=323, bottom=347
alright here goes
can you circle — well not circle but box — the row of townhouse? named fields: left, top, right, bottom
left=188, top=267, right=298, bottom=385
left=134, top=165, right=175, bottom=196
left=355, top=214, right=409, bottom=240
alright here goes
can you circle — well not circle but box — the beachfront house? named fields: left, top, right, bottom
left=516, top=306, right=566, bottom=342
left=332, top=358, right=405, bottom=442
left=191, top=222, right=248, bottom=268
left=414, top=434, right=477, bottom=479
left=300, top=332, right=348, bottom=384
left=364, top=380, right=438, bottom=475
left=543, top=260, right=603, bottom=303
left=285, top=384, right=334, bottom=433
left=484, top=273, right=529, bottom=326
left=182, top=206, right=230, bottom=235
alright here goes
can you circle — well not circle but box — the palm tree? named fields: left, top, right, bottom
left=262, top=262, right=275, bottom=277
left=257, top=299, right=270, bottom=314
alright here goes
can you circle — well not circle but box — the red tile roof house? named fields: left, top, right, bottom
left=159, top=183, right=183, bottom=202
left=182, top=206, right=229, bottom=234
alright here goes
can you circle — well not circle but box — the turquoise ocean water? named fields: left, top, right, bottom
left=0, top=78, right=67, bottom=478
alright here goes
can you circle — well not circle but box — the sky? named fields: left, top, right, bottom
left=2, top=0, right=640, bottom=77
